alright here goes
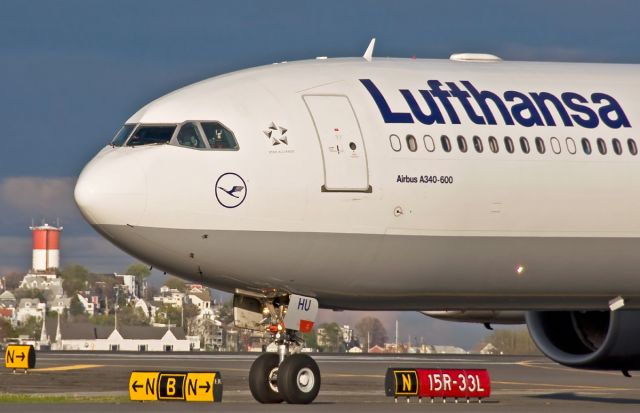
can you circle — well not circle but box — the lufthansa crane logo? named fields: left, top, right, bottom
left=215, top=173, right=247, bottom=208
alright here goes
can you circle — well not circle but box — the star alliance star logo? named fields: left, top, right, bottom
left=263, top=122, right=288, bottom=146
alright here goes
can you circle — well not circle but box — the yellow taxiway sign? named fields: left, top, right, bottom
left=4, top=345, right=36, bottom=370
left=129, top=371, right=222, bottom=402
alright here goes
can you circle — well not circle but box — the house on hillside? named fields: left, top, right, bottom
left=0, top=291, right=16, bottom=308
left=15, top=298, right=45, bottom=324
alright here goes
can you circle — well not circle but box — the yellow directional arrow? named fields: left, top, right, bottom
left=129, top=371, right=160, bottom=401
left=185, top=372, right=217, bottom=402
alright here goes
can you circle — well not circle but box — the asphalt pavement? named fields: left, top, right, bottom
left=1, top=352, right=640, bottom=412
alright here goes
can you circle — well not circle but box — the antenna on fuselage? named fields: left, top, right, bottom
left=363, top=38, right=376, bottom=62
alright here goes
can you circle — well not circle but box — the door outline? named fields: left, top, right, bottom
left=303, top=94, right=372, bottom=193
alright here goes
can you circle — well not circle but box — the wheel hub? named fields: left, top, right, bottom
left=296, top=367, right=315, bottom=393
left=268, top=367, right=279, bottom=393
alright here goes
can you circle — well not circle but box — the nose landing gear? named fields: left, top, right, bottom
left=235, top=290, right=321, bottom=404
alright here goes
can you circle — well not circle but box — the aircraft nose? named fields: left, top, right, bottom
left=75, top=149, right=148, bottom=227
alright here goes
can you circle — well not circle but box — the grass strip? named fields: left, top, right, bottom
left=0, top=393, right=130, bottom=404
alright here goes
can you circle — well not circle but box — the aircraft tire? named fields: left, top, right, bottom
left=277, top=353, right=321, bottom=404
left=249, top=353, right=284, bottom=403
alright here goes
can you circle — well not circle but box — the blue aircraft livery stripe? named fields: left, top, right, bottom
left=359, top=79, right=631, bottom=129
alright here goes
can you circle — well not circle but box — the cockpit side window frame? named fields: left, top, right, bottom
left=200, top=120, right=240, bottom=151
left=110, top=124, right=136, bottom=147
left=171, top=121, right=210, bottom=150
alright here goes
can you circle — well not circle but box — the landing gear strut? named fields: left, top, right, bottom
left=235, top=290, right=321, bottom=404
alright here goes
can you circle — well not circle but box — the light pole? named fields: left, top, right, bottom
left=113, top=285, right=120, bottom=330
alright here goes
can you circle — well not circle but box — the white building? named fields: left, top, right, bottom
left=47, top=296, right=70, bottom=314
left=76, top=293, right=95, bottom=316
left=14, top=298, right=46, bottom=324
left=115, top=273, right=139, bottom=298
left=41, top=319, right=194, bottom=351
left=187, top=291, right=214, bottom=319
left=19, top=273, right=63, bottom=297
left=154, top=286, right=185, bottom=307
left=0, top=291, right=17, bottom=308
left=100, top=326, right=191, bottom=352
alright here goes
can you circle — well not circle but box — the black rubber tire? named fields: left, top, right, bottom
left=249, top=353, right=284, bottom=403
left=277, top=354, right=321, bottom=404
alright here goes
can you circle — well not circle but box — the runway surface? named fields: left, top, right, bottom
left=1, top=352, right=640, bottom=412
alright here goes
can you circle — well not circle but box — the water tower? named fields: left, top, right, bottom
left=30, top=222, right=62, bottom=273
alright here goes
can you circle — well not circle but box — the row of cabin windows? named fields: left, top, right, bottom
left=391, top=134, right=639, bottom=156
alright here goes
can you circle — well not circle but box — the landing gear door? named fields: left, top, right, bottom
left=233, top=295, right=263, bottom=331
left=283, top=294, right=318, bottom=333
left=303, top=95, right=371, bottom=192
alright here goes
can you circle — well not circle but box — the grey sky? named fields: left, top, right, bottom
left=1, top=0, right=638, bottom=348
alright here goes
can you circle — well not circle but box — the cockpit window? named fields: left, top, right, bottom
left=201, top=122, right=239, bottom=150
left=127, top=125, right=176, bottom=146
left=176, top=123, right=206, bottom=149
left=110, top=124, right=135, bottom=147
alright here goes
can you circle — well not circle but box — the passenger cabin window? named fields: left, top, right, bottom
left=628, top=139, right=638, bottom=155
left=581, top=138, right=592, bottom=155
left=550, top=137, right=561, bottom=154
left=596, top=138, right=607, bottom=155
left=127, top=125, right=176, bottom=146
left=488, top=136, right=499, bottom=153
left=441, top=135, right=452, bottom=152
left=504, top=137, right=514, bottom=153
left=473, top=136, right=483, bottom=153
left=612, top=138, right=622, bottom=155
left=423, top=135, right=435, bottom=152
left=176, top=123, right=206, bottom=149
left=457, top=135, right=468, bottom=153
left=535, top=137, right=545, bottom=154
left=566, top=137, right=577, bottom=154
left=519, top=137, right=530, bottom=154
left=389, top=134, right=401, bottom=151
left=201, top=122, right=239, bottom=150
left=406, top=135, right=418, bottom=152
left=111, top=124, right=135, bottom=147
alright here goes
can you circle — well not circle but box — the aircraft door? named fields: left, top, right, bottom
left=303, top=95, right=371, bottom=192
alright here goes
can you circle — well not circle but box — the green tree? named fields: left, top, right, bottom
left=13, top=288, right=46, bottom=302
left=118, top=305, right=149, bottom=326
left=301, top=329, right=318, bottom=349
left=217, top=300, right=233, bottom=325
left=183, top=302, right=200, bottom=321
left=318, top=322, right=344, bottom=352
left=2, top=272, right=24, bottom=290
left=355, top=317, right=388, bottom=349
left=59, top=264, right=89, bottom=295
left=15, top=316, right=42, bottom=339
left=90, top=314, right=115, bottom=326
left=155, top=304, right=181, bottom=326
left=0, top=318, right=15, bottom=340
left=164, top=276, right=186, bottom=292
left=126, top=263, right=151, bottom=280
left=69, top=294, right=85, bottom=316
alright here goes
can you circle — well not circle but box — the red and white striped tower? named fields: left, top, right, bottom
left=30, top=223, right=63, bottom=272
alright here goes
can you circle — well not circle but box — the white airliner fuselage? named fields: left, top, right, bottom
left=76, top=53, right=640, bottom=396
left=75, top=56, right=640, bottom=312
left=76, top=59, right=640, bottom=310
